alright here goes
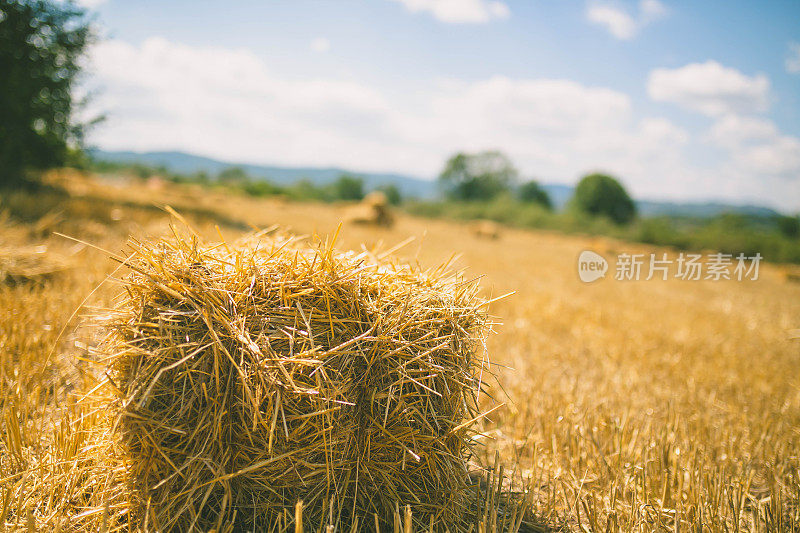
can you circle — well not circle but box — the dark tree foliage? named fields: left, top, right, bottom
left=377, top=183, right=402, bottom=205
left=0, top=0, right=92, bottom=186
left=572, top=173, right=637, bottom=224
left=218, top=166, right=249, bottom=184
left=776, top=215, right=800, bottom=239
left=438, top=151, right=516, bottom=201
left=518, top=180, right=552, bottom=209
left=331, top=174, right=364, bottom=201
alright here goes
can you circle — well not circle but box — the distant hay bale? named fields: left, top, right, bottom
left=0, top=246, right=70, bottom=285
left=145, top=175, right=166, bottom=190
left=470, top=220, right=501, bottom=240
left=780, top=265, right=800, bottom=283
left=344, top=192, right=394, bottom=227
left=103, top=231, right=490, bottom=531
left=363, top=190, right=388, bottom=207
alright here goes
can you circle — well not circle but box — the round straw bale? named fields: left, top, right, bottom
left=363, top=190, right=388, bottom=207
left=105, top=232, right=489, bottom=531
left=469, top=220, right=501, bottom=240
left=343, top=201, right=394, bottom=227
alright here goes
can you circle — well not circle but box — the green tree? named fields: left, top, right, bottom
left=438, top=151, right=516, bottom=201
left=191, top=170, right=210, bottom=185
left=331, top=174, right=364, bottom=201
left=776, top=215, right=800, bottom=239
left=242, top=179, right=282, bottom=197
left=288, top=178, right=325, bottom=201
left=377, top=183, right=402, bottom=205
left=518, top=180, right=552, bottom=209
left=218, top=166, right=249, bottom=184
left=572, top=173, right=636, bottom=224
left=0, top=0, right=93, bottom=187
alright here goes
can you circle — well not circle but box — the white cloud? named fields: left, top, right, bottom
left=586, top=0, right=667, bottom=40
left=390, top=0, right=510, bottom=24
left=85, top=38, right=680, bottom=186
left=647, top=61, right=770, bottom=116
left=787, top=42, right=800, bottom=74
left=74, top=0, right=106, bottom=8
left=86, top=38, right=393, bottom=168
left=84, top=37, right=800, bottom=211
left=586, top=6, right=636, bottom=40
left=310, top=37, right=331, bottom=53
left=640, top=0, right=668, bottom=21
left=707, top=115, right=800, bottom=178
left=707, top=115, right=778, bottom=149
left=739, top=137, right=800, bottom=177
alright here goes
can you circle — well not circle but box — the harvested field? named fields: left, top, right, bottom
left=1, top=172, right=799, bottom=531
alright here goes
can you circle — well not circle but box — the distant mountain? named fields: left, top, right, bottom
left=90, top=149, right=783, bottom=218
left=636, top=200, right=780, bottom=218
left=89, top=149, right=438, bottom=199
left=540, top=184, right=573, bottom=209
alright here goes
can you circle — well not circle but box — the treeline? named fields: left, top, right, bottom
left=408, top=197, right=800, bottom=263
left=87, top=158, right=403, bottom=205
left=89, top=151, right=800, bottom=263
left=436, top=151, right=635, bottom=222
left=410, top=150, right=800, bottom=264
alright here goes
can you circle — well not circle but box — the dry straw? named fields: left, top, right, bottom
left=102, top=226, right=511, bottom=531
left=0, top=245, right=70, bottom=285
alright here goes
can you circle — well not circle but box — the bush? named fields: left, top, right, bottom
left=330, top=174, right=364, bottom=201
left=286, top=179, right=326, bottom=201
left=777, top=215, right=800, bottom=239
left=218, top=167, right=249, bottom=184
left=377, top=184, right=402, bottom=205
left=438, top=151, right=516, bottom=201
left=518, top=180, right=552, bottom=210
left=572, top=173, right=636, bottom=225
left=241, top=180, right=283, bottom=197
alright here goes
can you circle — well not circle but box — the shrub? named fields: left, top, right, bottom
left=572, top=173, right=636, bottom=224
left=518, top=180, right=552, bottom=210
left=777, top=215, right=800, bottom=239
left=377, top=183, right=402, bottom=205
left=438, top=151, right=516, bottom=201
left=330, top=174, right=364, bottom=201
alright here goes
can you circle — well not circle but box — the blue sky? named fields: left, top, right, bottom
left=80, top=0, right=800, bottom=210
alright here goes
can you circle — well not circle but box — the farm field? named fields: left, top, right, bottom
left=1, top=171, right=799, bottom=531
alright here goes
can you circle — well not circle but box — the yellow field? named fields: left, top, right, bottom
left=2, top=171, right=799, bottom=531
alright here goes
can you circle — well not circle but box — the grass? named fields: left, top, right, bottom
left=1, top=169, right=799, bottom=531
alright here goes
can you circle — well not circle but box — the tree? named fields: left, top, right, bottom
left=776, top=215, right=800, bottom=239
left=518, top=180, right=552, bottom=210
left=377, top=184, right=402, bottom=205
left=438, top=151, right=516, bottom=201
left=572, top=173, right=636, bottom=224
left=331, top=174, right=364, bottom=201
left=0, top=0, right=93, bottom=186
left=218, top=166, right=249, bottom=184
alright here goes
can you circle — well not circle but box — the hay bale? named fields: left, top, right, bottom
left=145, top=175, right=166, bottom=190
left=363, top=191, right=388, bottom=207
left=104, top=231, right=489, bottom=531
left=0, top=246, right=70, bottom=285
left=469, top=220, right=501, bottom=240
left=343, top=193, right=394, bottom=227
left=780, top=265, right=800, bottom=283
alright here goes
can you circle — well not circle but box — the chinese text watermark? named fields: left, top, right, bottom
left=578, top=251, right=761, bottom=282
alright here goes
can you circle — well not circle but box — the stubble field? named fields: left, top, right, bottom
left=1, top=171, right=799, bottom=531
